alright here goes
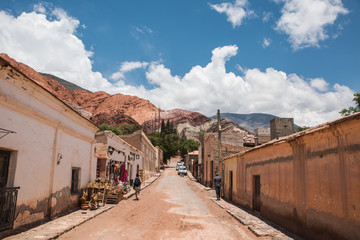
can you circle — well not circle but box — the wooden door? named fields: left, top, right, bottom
left=210, top=161, right=213, bottom=187
left=253, top=175, right=261, bottom=212
left=229, top=171, right=233, bottom=201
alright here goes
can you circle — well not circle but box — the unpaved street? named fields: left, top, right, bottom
left=58, top=160, right=259, bottom=240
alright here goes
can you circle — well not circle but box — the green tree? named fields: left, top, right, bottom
left=98, top=123, right=123, bottom=135
left=149, top=121, right=197, bottom=161
left=164, top=120, right=171, bottom=134
left=295, top=126, right=310, bottom=132
left=160, top=120, right=166, bottom=135
left=179, top=137, right=199, bottom=158
left=119, top=123, right=140, bottom=135
left=340, top=91, right=360, bottom=116
left=98, top=123, right=140, bottom=135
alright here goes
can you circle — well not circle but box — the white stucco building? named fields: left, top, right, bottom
left=0, top=54, right=98, bottom=230
left=95, top=131, right=143, bottom=183
left=120, top=130, right=158, bottom=179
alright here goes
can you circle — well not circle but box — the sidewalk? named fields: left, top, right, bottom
left=187, top=171, right=302, bottom=240
left=4, top=172, right=162, bottom=240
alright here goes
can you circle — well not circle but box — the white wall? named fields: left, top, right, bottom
left=0, top=65, right=98, bottom=227
left=95, top=131, right=144, bottom=182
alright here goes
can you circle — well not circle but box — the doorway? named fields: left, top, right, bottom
left=210, top=161, right=213, bottom=187
left=253, top=175, right=261, bottom=212
left=0, top=150, right=10, bottom=188
left=229, top=171, right=233, bottom=201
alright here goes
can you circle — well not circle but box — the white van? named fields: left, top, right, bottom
left=176, top=161, right=183, bottom=170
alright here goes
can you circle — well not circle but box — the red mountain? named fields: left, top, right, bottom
left=0, top=53, right=210, bottom=129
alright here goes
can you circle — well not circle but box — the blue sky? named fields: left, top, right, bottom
left=0, top=0, right=359, bottom=126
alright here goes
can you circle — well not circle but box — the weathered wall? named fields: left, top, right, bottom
left=225, top=114, right=360, bottom=240
left=203, top=133, right=248, bottom=187
left=270, top=118, right=294, bottom=140
left=0, top=62, right=98, bottom=228
left=95, top=131, right=143, bottom=181
left=120, top=130, right=156, bottom=178
left=224, top=156, right=237, bottom=202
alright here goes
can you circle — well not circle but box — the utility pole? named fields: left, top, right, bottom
left=217, top=109, right=222, bottom=172
left=154, top=112, right=156, bottom=132
left=158, top=106, right=161, bottom=133
left=217, top=109, right=224, bottom=198
left=151, top=113, right=154, bottom=133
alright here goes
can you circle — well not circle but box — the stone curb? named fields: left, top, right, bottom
left=5, top=171, right=163, bottom=240
left=189, top=177, right=300, bottom=240
left=211, top=199, right=300, bottom=240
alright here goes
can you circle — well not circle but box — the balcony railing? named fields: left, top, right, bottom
left=0, top=187, right=20, bottom=231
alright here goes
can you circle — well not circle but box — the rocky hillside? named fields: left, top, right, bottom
left=1, top=53, right=255, bottom=145
left=0, top=53, right=159, bottom=127
left=210, top=113, right=278, bottom=133
left=142, top=109, right=210, bottom=132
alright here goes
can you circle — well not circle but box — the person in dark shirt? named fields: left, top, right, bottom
left=133, top=173, right=142, bottom=200
left=213, top=172, right=222, bottom=200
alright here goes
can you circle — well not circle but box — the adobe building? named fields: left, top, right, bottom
left=95, top=131, right=143, bottom=183
left=0, top=54, right=98, bottom=232
left=202, top=133, right=248, bottom=187
left=223, top=112, right=360, bottom=240
left=254, top=127, right=270, bottom=145
left=270, top=117, right=294, bottom=140
left=120, top=130, right=157, bottom=180
left=185, top=150, right=198, bottom=177
left=155, top=146, right=163, bottom=171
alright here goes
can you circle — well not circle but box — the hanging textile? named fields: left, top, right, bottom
left=120, top=163, right=128, bottom=182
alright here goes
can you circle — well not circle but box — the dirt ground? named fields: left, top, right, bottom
left=58, top=157, right=264, bottom=240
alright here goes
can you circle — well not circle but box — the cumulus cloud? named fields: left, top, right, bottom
left=33, top=3, right=46, bottom=14
left=310, top=78, right=329, bottom=91
left=0, top=7, right=112, bottom=91
left=121, top=45, right=353, bottom=127
left=110, top=61, right=149, bottom=80
left=209, top=0, right=253, bottom=27
left=0, top=7, right=354, bottom=127
left=275, top=0, right=348, bottom=50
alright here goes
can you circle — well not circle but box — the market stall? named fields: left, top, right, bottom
left=80, top=177, right=131, bottom=210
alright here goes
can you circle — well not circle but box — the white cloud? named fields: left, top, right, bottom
left=262, top=11, right=272, bottom=22
left=34, top=3, right=46, bottom=14
left=262, top=37, right=271, bottom=48
left=275, top=0, right=348, bottom=50
left=209, top=0, right=253, bottom=28
left=0, top=8, right=112, bottom=91
left=127, top=45, right=353, bottom=127
left=110, top=61, right=149, bottom=80
left=0, top=7, right=354, bottom=127
left=310, top=78, right=329, bottom=91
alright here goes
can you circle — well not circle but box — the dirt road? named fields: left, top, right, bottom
left=58, top=160, right=260, bottom=240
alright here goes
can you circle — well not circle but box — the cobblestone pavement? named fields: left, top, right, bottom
left=3, top=173, right=162, bottom=240
left=187, top=171, right=302, bottom=240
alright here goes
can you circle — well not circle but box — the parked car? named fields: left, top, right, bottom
left=176, top=161, right=183, bottom=170
left=178, top=166, right=187, bottom=176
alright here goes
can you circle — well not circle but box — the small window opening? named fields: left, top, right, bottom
left=71, top=168, right=81, bottom=194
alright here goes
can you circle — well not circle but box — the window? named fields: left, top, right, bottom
left=0, top=150, right=10, bottom=188
left=71, top=168, right=81, bottom=194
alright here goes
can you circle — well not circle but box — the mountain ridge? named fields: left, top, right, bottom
left=210, top=113, right=278, bottom=133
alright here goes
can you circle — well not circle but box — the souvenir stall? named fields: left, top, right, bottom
left=91, top=131, right=144, bottom=207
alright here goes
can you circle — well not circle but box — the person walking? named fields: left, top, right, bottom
left=133, top=173, right=142, bottom=200
left=213, top=172, right=222, bottom=200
